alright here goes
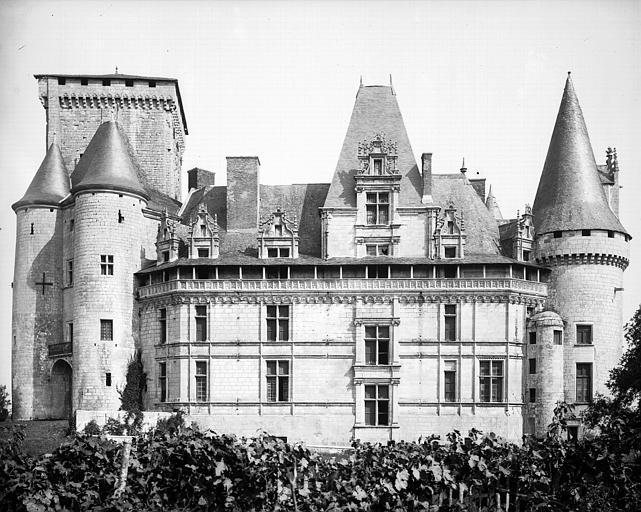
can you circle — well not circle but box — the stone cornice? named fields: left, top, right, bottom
left=536, top=252, right=628, bottom=270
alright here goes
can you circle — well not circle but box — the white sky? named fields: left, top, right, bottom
left=0, top=0, right=639, bottom=393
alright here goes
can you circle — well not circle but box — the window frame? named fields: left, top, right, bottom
left=266, top=360, right=290, bottom=402
left=576, top=363, right=593, bottom=403
left=553, top=330, right=563, bottom=345
left=100, top=319, right=113, bottom=341
left=479, top=360, right=504, bottom=403
left=443, top=360, right=457, bottom=402
left=159, top=308, right=167, bottom=344
left=364, top=384, right=390, bottom=426
left=365, top=192, right=390, bottom=225
left=444, top=304, right=457, bottom=342
left=100, top=254, right=114, bottom=276
left=444, top=246, right=457, bottom=259
left=266, top=305, right=290, bottom=341
left=195, top=361, right=208, bottom=402
left=267, top=247, right=291, bottom=258
left=195, top=305, right=208, bottom=342
left=66, top=259, right=73, bottom=286
left=529, top=358, right=537, bottom=374
left=576, top=324, right=593, bottom=345
left=159, top=362, right=167, bottom=402
left=364, top=325, right=390, bottom=365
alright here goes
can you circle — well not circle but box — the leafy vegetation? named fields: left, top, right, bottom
left=119, top=351, right=146, bottom=412
left=0, top=384, right=10, bottom=421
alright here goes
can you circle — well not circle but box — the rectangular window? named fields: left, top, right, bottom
left=479, top=360, right=504, bottom=402
left=70, top=219, right=74, bottom=231
left=197, top=248, right=209, bottom=258
left=274, top=225, right=283, bottom=236
left=582, top=229, right=591, bottom=236
left=576, top=325, right=592, bottom=345
left=529, top=358, right=537, bottom=374
left=195, top=361, right=208, bottom=401
left=66, top=260, right=73, bottom=286
left=553, top=330, right=563, bottom=345
left=444, top=361, right=457, bottom=402
left=372, top=158, right=383, bottom=175
left=522, top=250, right=530, bottom=261
left=364, top=325, right=390, bottom=365
left=364, top=384, right=390, bottom=426
left=159, top=362, right=167, bottom=402
left=100, top=319, right=113, bottom=341
left=67, top=322, right=74, bottom=343
left=148, top=80, right=156, bottom=88
left=529, top=388, right=536, bottom=403
left=366, top=192, right=389, bottom=225
left=366, top=244, right=390, bottom=257
left=125, top=79, right=134, bottom=87
left=266, top=360, right=289, bottom=402
left=529, top=331, right=537, bottom=345
left=444, top=246, right=457, bottom=258
left=444, top=304, right=457, bottom=341
left=80, top=78, right=88, bottom=86
left=553, top=231, right=562, bottom=238
left=195, top=305, right=207, bottom=342
left=576, top=363, right=592, bottom=402
left=267, top=247, right=290, bottom=258
left=447, top=221, right=454, bottom=234
left=58, top=77, right=66, bottom=85
left=102, top=79, right=111, bottom=86
left=162, top=251, right=170, bottom=263
left=266, top=266, right=288, bottom=280
left=443, top=266, right=457, bottom=278
left=367, top=265, right=389, bottom=278
left=608, top=231, right=614, bottom=238
left=159, top=308, right=167, bottom=344
left=106, top=373, right=112, bottom=387
left=100, top=254, right=114, bottom=275
left=266, top=305, right=289, bottom=341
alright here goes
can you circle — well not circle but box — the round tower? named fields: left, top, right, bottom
left=11, top=142, right=70, bottom=419
left=527, top=311, right=564, bottom=436
left=533, top=75, right=630, bottom=408
left=70, top=121, right=149, bottom=411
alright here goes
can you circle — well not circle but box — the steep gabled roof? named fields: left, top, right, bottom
left=12, top=142, right=70, bottom=211
left=323, top=85, right=423, bottom=208
left=71, top=121, right=148, bottom=199
left=532, top=75, right=627, bottom=235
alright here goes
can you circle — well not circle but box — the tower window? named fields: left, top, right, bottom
left=529, top=332, right=537, bottom=345
left=70, top=219, right=74, bottom=231
left=576, top=363, right=593, bottom=403
left=608, top=231, right=614, bottom=238
left=67, top=322, right=74, bottom=343
left=30, top=223, right=34, bottom=235
left=581, top=229, right=591, bottom=236
left=80, top=78, right=88, bottom=86
left=366, top=192, right=389, bottom=225
left=100, top=255, right=114, bottom=275
left=266, top=360, right=290, bottom=402
left=162, top=251, right=170, bottom=263
left=195, top=305, right=207, bottom=341
left=444, top=304, right=457, bottom=341
left=159, top=362, right=167, bottom=402
left=106, top=373, right=112, bottom=387
left=576, top=325, right=593, bottom=345
left=195, top=361, right=208, bottom=401
left=149, top=80, right=157, bottom=88
left=529, top=358, right=537, bottom=374
left=364, top=325, right=390, bottom=365
left=553, top=330, right=563, bottom=345
left=102, top=79, right=111, bottom=86
left=553, top=231, right=562, bottom=238
left=364, top=384, right=390, bottom=426
left=444, top=361, right=457, bottom=402
left=125, top=79, right=134, bottom=87
left=266, top=305, right=289, bottom=341
left=529, top=388, right=536, bottom=403
left=479, top=360, right=504, bottom=402
left=159, top=308, right=167, bottom=344
left=66, top=260, right=73, bottom=286
left=118, top=210, right=124, bottom=223
left=100, top=319, right=113, bottom=341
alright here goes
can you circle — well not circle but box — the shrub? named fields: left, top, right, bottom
left=0, top=385, right=10, bottom=421
left=83, top=419, right=102, bottom=435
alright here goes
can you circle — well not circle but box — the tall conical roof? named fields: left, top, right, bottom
left=532, top=75, right=626, bottom=235
left=12, top=141, right=70, bottom=211
left=71, top=121, right=148, bottom=199
left=323, top=85, right=423, bottom=208
left=485, top=185, right=503, bottom=221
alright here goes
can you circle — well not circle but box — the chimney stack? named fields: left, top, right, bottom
left=226, top=156, right=260, bottom=232
left=421, top=153, right=433, bottom=204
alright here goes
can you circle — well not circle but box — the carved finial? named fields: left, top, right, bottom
left=115, top=66, right=119, bottom=74
left=389, top=74, right=395, bottom=95
left=359, top=75, right=363, bottom=87
left=460, top=157, right=467, bottom=174
left=567, top=71, right=571, bottom=77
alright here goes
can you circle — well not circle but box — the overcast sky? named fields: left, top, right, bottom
left=0, top=0, right=639, bottom=393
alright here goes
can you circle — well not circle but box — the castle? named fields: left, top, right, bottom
left=11, top=72, right=629, bottom=443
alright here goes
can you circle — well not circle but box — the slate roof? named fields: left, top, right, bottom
left=324, top=85, right=423, bottom=208
left=532, top=75, right=627, bottom=235
left=71, top=121, right=149, bottom=200
left=12, top=142, right=70, bottom=211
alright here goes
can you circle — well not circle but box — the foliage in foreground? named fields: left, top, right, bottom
left=1, top=405, right=640, bottom=512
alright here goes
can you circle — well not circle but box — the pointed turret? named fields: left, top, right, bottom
left=532, top=74, right=627, bottom=235
left=71, top=121, right=148, bottom=199
left=12, top=142, right=70, bottom=211
left=485, top=185, right=503, bottom=221
left=323, top=85, right=422, bottom=208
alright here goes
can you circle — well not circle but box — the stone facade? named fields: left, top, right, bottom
left=11, top=73, right=629, bottom=445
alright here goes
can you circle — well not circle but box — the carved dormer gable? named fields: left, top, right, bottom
left=434, top=202, right=467, bottom=259
left=515, top=205, right=535, bottom=262
left=258, top=208, right=299, bottom=259
left=188, top=202, right=219, bottom=259
left=156, top=209, right=180, bottom=264
left=357, top=132, right=399, bottom=175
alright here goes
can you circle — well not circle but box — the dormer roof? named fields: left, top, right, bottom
left=532, top=75, right=627, bottom=235
left=71, top=121, right=148, bottom=200
left=323, top=85, right=422, bottom=208
left=485, top=185, right=503, bottom=221
left=12, top=142, right=70, bottom=211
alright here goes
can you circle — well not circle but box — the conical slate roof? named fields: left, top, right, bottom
left=12, top=142, right=70, bottom=211
left=323, top=85, right=423, bottom=208
left=485, top=185, right=503, bottom=221
left=532, top=75, right=627, bottom=235
left=71, top=121, right=148, bottom=199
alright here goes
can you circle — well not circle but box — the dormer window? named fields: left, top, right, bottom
left=447, top=221, right=454, bottom=234
left=187, top=203, right=220, bottom=260
left=258, top=209, right=299, bottom=259
left=366, top=192, right=389, bottom=225
left=444, top=247, right=457, bottom=258
left=274, top=225, right=283, bottom=236
left=162, top=251, right=170, bottom=263
left=200, top=225, right=207, bottom=237
left=373, top=159, right=383, bottom=175
left=434, top=203, right=466, bottom=259
left=366, top=244, right=390, bottom=256
left=267, top=247, right=290, bottom=258
left=198, top=248, right=209, bottom=258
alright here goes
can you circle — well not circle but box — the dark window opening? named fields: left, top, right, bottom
left=195, top=305, right=207, bottom=341
left=102, top=79, right=111, bottom=86
left=266, top=266, right=288, bottom=280
left=149, top=80, right=157, bottom=88
left=267, top=247, right=290, bottom=258
left=159, top=308, right=167, bottom=344
left=366, top=192, right=389, bottom=225
left=195, top=361, right=208, bottom=401
left=529, top=388, right=536, bottom=403
left=576, top=325, right=593, bottom=345
left=58, top=78, right=66, bottom=85
left=608, top=231, right=614, bottom=238
left=100, top=319, right=113, bottom=341
left=447, top=221, right=455, bottom=234
left=267, top=305, right=289, bottom=341
left=100, top=254, right=114, bottom=275
left=554, top=330, right=563, bottom=345
left=80, top=78, right=88, bottom=86
left=196, top=267, right=209, bottom=280
left=364, top=325, right=390, bottom=365
left=367, top=265, right=388, bottom=279
left=576, top=363, right=593, bottom=403
left=529, top=332, right=537, bottom=345
left=444, top=246, right=457, bottom=258
left=162, top=251, right=170, bottom=263
left=553, top=231, right=562, bottom=238
left=443, top=266, right=457, bottom=278
left=582, top=229, right=591, bottom=237
left=479, top=360, right=504, bottom=402
left=106, top=373, right=112, bottom=387
left=444, top=361, right=457, bottom=402
left=70, top=219, right=74, bottom=231
left=125, top=79, right=134, bottom=87
left=444, top=304, right=457, bottom=341
left=365, top=384, right=389, bottom=425
left=529, top=358, right=537, bottom=374
left=568, top=426, right=579, bottom=441
left=118, top=210, right=124, bottom=223
left=266, top=360, right=290, bottom=402
left=522, top=250, right=530, bottom=261
left=159, top=362, right=167, bottom=402
left=373, top=159, right=383, bottom=175
left=198, top=248, right=210, bottom=258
